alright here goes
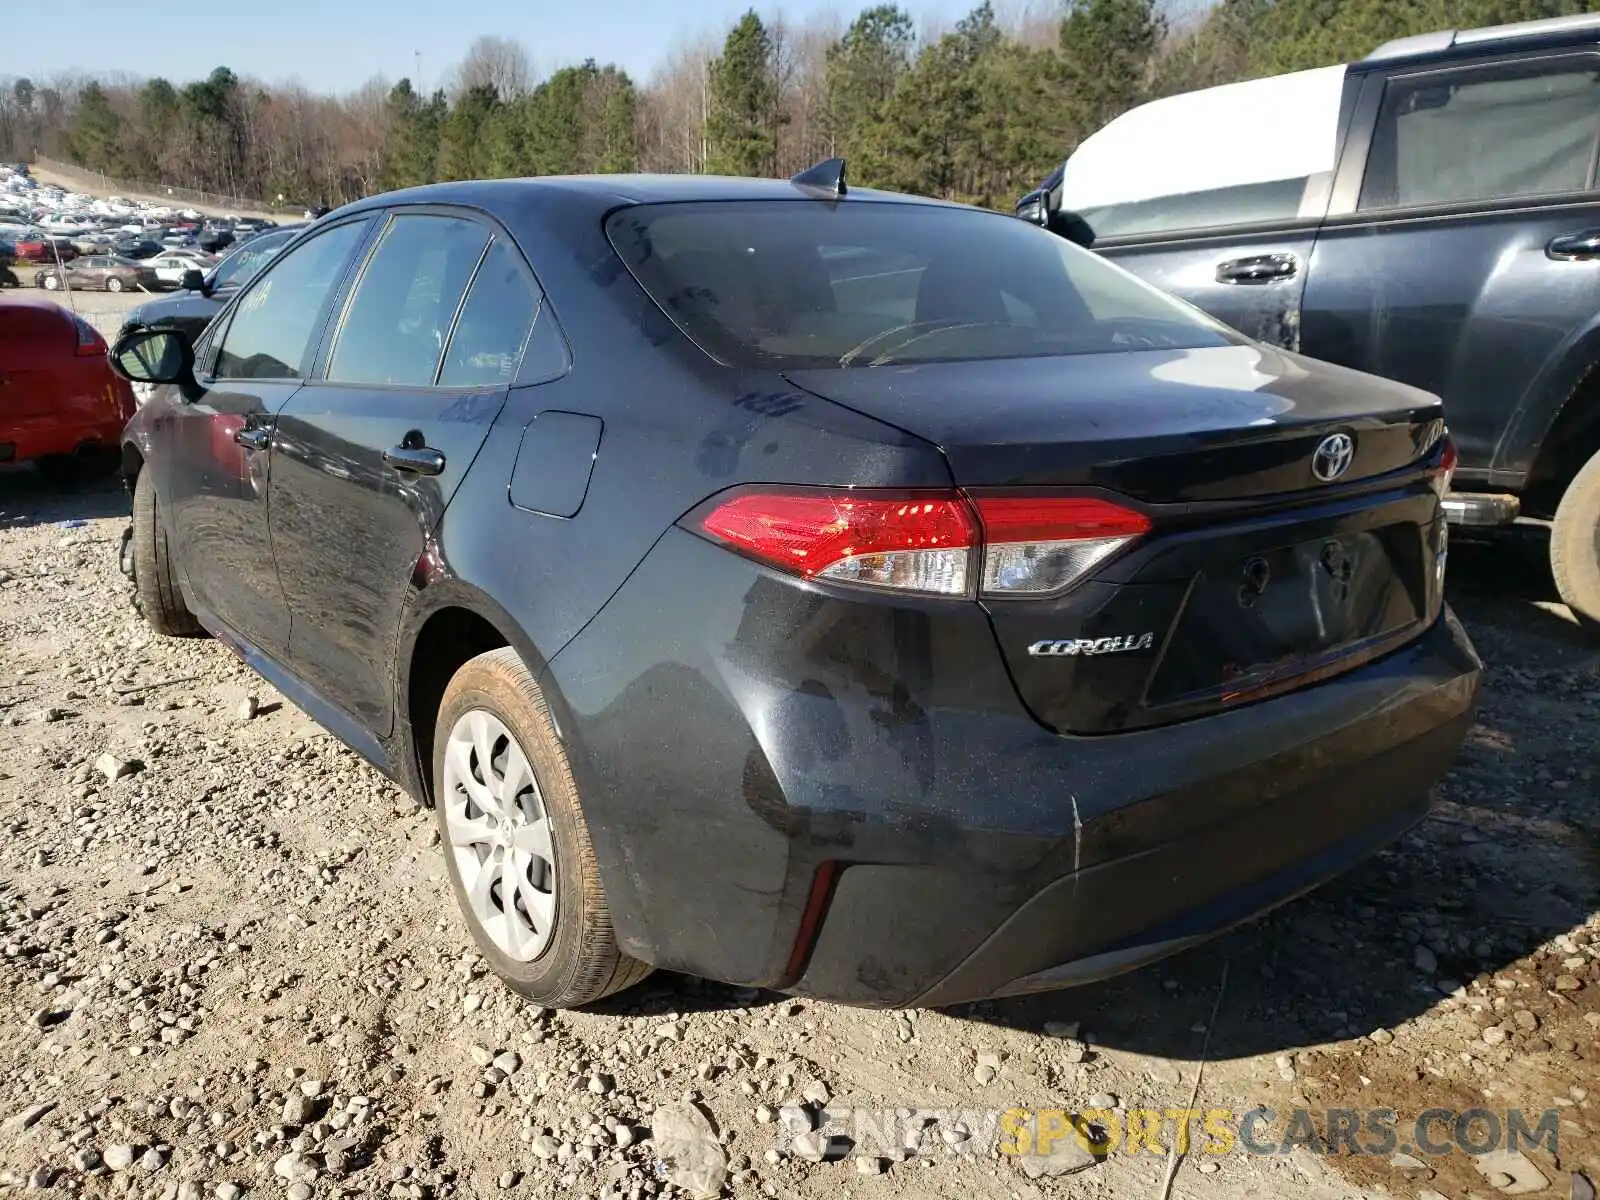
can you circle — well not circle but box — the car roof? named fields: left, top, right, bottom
left=331, top=174, right=952, bottom=220
left=1363, top=12, right=1600, bottom=65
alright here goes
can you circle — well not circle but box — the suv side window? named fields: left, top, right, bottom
left=327, top=214, right=489, bottom=387
left=439, top=238, right=544, bottom=387
left=214, top=220, right=369, bottom=381
left=1359, top=57, right=1600, bottom=211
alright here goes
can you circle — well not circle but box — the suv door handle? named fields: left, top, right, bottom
left=1547, top=229, right=1600, bottom=260
left=233, top=426, right=271, bottom=451
left=1216, top=253, right=1298, bottom=284
left=383, top=443, right=446, bottom=476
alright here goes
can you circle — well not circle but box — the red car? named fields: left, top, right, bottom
left=15, top=237, right=78, bottom=264
left=0, top=295, right=133, bottom=477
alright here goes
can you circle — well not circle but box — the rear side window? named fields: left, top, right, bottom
left=439, top=239, right=541, bottom=387
left=607, top=201, right=1231, bottom=369
left=328, top=214, right=489, bottom=387
left=1359, top=58, right=1600, bottom=210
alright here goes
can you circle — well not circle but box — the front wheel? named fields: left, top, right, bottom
left=106, top=276, right=124, bottom=293
left=131, top=471, right=203, bottom=637
left=1551, top=447, right=1600, bottom=633
left=433, top=647, right=652, bottom=1008
left=42, top=274, right=59, bottom=291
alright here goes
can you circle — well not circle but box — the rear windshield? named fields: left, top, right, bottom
left=606, top=200, right=1232, bottom=369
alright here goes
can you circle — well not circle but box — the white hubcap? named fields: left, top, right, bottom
left=441, top=709, right=556, bottom=961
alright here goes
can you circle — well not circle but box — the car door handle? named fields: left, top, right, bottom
left=1547, top=229, right=1600, bottom=260
left=383, top=444, right=446, bottom=476
left=1215, top=254, right=1298, bottom=284
left=233, top=426, right=270, bottom=450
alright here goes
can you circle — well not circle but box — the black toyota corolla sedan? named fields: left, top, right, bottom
left=108, top=165, right=1481, bottom=1010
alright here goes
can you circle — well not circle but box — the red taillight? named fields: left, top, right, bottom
left=70, top=314, right=105, bottom=357
left=691, top=487, right=1149, bottom=598
left=697, top=488, right=977, bottom=595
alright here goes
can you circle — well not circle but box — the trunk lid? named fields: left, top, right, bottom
left=787, top=345, right=1449, bottom=733
left=784, top=344, right=1442, bottom=501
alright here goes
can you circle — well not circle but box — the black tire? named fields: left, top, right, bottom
left=433, top=647, right=652, bottom=1008
left=1551, top=447, right=1600, bottom=634
left=131, top=470, right=203, bottom=637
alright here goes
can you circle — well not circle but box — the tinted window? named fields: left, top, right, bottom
left=439, top=239, right=541, bottom=387
left=607, top=201, right=1230, bottom=369
left=214, top=221, right=368, bottom=381
left=328, top=214, right=488, bottom=386
left=1360, top=59, right=1600, bottom=211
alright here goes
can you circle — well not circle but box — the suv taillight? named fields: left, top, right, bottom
left=1430, top=434, right=1458, bottom=499
left=689, top=487, right=1150, bottom=598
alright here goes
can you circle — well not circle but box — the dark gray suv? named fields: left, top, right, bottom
left=1020, top=13, right=1600, bottom=630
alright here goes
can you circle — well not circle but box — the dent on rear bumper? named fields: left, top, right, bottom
left=548, top=528, right=1481, bottom=1004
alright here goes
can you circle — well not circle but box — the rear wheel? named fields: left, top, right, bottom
left=1551, top=448, right=1600, bottom=634
left=131, top=471, right=203, bottom=637
left=433, top=647, right=652, bottom=1008
left=42, top=274, right=59, bottom=291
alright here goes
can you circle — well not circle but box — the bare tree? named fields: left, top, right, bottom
left=453, top=35, right=532, bottom=101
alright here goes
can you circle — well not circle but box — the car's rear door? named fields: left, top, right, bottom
left=1068, top=67, right=1356, bottom=351
left=267, top=209, right=543, bottom=733
left=156, top=216, right=374, bottom=651
left=1299, top=47, right=1600, bottom=487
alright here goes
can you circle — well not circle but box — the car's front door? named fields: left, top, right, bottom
left=1300, top=49, right=1600, bottom=483
left=158, top=217, right=373, bottom=651
left=267, top=211, right=543, bottom=731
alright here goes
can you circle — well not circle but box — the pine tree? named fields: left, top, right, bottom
left=706, top=10, right=778, bottom=177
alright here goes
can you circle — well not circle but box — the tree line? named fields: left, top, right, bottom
left=0, top=0, right=1588, bottom=212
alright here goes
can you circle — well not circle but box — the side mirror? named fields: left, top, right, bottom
left=180, top=268, right=205, bottom=293
left=1015, top=188, right=1049, bottom=226
left=1045, top=210, right=1096, bottom=250
left=110, top=328, right=196, bottom=395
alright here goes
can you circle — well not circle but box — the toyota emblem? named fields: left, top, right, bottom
left=1311, top=433, right=1355, bottom=482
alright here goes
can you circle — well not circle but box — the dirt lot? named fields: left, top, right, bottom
left=0, top=470, right=1596, bottom=1200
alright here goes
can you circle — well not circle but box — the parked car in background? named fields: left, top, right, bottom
left=147, top=252, right=218, bottom=288
left=15, top=236, right=78, bottom=264
left=36, top=254, right=159, bottom=293
left=116, top=223, right=303, bottom=344
left=0, top=294, right=132, bottom=478
left=112, top=235, right=163, bottom=259
left=198, top=227, right=235, bottom=254
left=109, top=171, right=1477, bottom=1011
left=1018, top=12, right=1600, bottom=630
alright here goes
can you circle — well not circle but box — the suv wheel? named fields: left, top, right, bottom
left=131, top=471, right=203, bottom=637
left=433, top=647, right=652, bottom=1008
left=1551, top=446, right=1600, bottom=633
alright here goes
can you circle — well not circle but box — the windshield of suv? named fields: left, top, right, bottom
left=607, top=200, right=1233, bottom=369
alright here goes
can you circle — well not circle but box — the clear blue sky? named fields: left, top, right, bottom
left=22, top=0, right=981, bottom=93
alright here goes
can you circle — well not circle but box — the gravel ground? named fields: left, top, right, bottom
left=0, top=471, right=1596, bottom=1200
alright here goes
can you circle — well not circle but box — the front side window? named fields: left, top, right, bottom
left=608, top=201, right=1232, bottom=369
left=214, top=220, right=368, bottom=381
left=1359, top=58, right=1600, bottom=211
left=327, top=214, right=489, bottom=387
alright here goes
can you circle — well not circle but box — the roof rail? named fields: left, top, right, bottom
left=1365, top=12, right=1600, bottom=61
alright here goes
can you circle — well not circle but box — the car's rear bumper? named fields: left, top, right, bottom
left=0, top=413, right=127, bottom=463
left=547, top=528, right=1481, bottom=1008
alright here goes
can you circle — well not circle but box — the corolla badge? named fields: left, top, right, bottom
left=1028, top=633, right=1156, bottom=657
left=1311, top=433, right=1355, bottom=482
